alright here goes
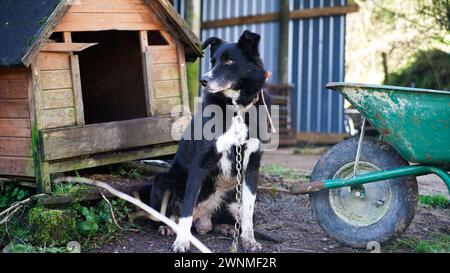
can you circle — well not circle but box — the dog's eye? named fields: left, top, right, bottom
left=224, top=59, right=235, bottom=65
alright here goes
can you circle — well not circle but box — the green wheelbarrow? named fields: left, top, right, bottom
left=291, top=82, right=450, bottom=248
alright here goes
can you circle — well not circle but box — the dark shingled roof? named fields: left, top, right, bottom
left=0, top=0, right=61, bottom=68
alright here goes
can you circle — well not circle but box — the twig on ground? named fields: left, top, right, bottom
left=0, top=194, right=46, bottom=225
left=99, top=192, right=139, bottom=232
left=53, top=176, right=212, bottom=253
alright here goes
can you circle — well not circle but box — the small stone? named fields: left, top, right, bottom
left=321, top=237, right=328, bottom=242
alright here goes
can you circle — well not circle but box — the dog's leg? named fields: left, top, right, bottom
left=172, top=171, right=206, bottom=253
left=240, top=139, right=262, bottom=252
left=241, top=170, right=261, bottom=252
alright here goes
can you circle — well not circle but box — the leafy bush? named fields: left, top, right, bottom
left=385, top=49, right=450, bottom=91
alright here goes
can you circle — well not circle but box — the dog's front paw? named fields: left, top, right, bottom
left=159, top=225, right=175, bottom=237
left=172, top=237, right=191, bottom=253
left=242, top=239, right=262, bottom=253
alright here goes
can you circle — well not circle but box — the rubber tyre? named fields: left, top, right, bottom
left=309, top=137, right=418, bottom=248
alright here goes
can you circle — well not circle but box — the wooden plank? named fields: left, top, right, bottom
left=41, top=42, right=98, bottom=52
left=154, top=80, right=180, bottom=98
left=296, top=133, right=348, bottom=144
left=40, top=70, right=72, bottom=90
left=41, top=108, right=76, bottom=129
left=201, top=4, right=360, bottom=29
left=48, top=143, right=178, bottom=173
left=0, top=137, right=32, bottom=157
left=0, top=100, right=29, bottom=118
left=0, top=69, right=27, bottom=80
left=41, top=116, right=175, bottom=161
left=140, top=31, right=156, bottom=116
left=153, top=63, right=180, bottom=81
left=155, top=97, right=182, bottom=115
left=151, top=46, right=177, bottom=64
left=290, top=4, right=360, bottom=20
left=70, top=55, right=85, bottom=125
left=42, top=89, right=74, bottom=109
left=37, top=52, right=71, bottom=70
left=176, top=44, right=191, bottom=115
left=0, top=156, right=35, bottom=177
left=0, top=119, right=31, bottom=138
left=0, top=79, right=28, bottom=99
left=68, top=0, right=150, bottom=13
left=55, top=12, right=161, bottom=32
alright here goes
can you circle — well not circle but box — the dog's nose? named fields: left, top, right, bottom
left=200, top=76, right=208, bottom=87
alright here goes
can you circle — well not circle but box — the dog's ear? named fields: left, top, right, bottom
left=202, top=37, right=225, bottom=56
left=237, top=30, right=260, bottom=57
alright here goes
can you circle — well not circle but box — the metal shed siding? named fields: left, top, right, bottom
left=290, top=0, right=346, bottom=134
left=174, top=0, right=346, bottom=134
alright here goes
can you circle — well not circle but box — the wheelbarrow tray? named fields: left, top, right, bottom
left=327, top=82, right=450, bottom=166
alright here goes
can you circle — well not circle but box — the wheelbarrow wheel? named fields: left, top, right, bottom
left=309, top=136, right=418, bottom=248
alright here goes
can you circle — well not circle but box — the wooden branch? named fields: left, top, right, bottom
left=41, top=43, right=98, bottom=52
left=53, top=176, right=212, bottom=253
left=202, top=4, right=359, bottom=29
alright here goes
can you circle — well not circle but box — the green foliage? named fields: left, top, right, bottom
left=72, top=198, right=133, bottom=245
left=8, top=243, right=68, bottom=253
left=419, top=194, right=449, bottom=208
left=385, top=49, right=450, bottom=91
left=0, top=184, right=31, bottom=211
left=260, top=164, right=309, bottom=180
left=392, top=234, right=450, bottom=253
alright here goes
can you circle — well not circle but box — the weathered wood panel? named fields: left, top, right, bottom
left=42, top=89, right=75, bottom=109
left=0, top=156, right=34, bottom=177
left=70, top=55, right=85, bottom=125
left=0, top=138, right=32, bottom=156
left=140, top=31, right=156, bottom=116
left=154, top=80, right=181, bottom=98
left=68, top=0, right=149, bottom=13
left=0, top=69, right=27, bottom=80
left=0, top=119, right=31, bottom=138
left=0, top=100, right=29, bottom=118
left=41, top=116, right=175, bottom=160
left=0, top=79, right=28, bottom=99
left=37, top=52, right=71, bottom=70
left=40, top=70, right=73, bottom=90
left=55, top=12, right=161, bottom=32
left=41, top=108, right=76, bottom=129
left=151, top=46, right=177, bottom=64
left=155, top=97, right=182, bottom=115
left=153, top=64, right=180, bottom=81
left=48, top=143, right=178, bottom=173
left=41, top=42, right=98, bottom=52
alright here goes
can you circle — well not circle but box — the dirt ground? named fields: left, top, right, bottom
left=94, top=147, right=450, bottom=253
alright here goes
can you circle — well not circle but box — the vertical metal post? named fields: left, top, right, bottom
left=353, top=117, right=366, bottom=177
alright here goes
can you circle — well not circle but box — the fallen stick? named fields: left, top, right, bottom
left=53, top=176, right=212, bottom=253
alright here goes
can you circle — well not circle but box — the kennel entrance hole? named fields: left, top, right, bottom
left=72, top=30, right=148, bottom=124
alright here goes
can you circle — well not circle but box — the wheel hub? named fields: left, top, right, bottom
left=329, top=162, right=393, bottom=227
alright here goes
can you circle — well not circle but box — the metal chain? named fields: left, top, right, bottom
left=230, top=113, right=244, bottom=253
left=230, top=144, right=243, bottom=253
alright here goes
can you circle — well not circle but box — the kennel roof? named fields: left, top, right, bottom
left=0, top=0, right=203, bottom=68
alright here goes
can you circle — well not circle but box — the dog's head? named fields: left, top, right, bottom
left=200, top=30, right=266, bottom=104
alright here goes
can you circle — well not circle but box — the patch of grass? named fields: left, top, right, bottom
left=293, top=146, right=330, bottom=156
left=260, top=164, right=309, bottom=180
left=419, top=194, right=449, bottom=209
left=391, top=234, right=450, bottom=253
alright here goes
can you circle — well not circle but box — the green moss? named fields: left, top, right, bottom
left=28, top=207, right=76, bottom=246
left=53, top=184, right=93, bottom=202
left=419, top=194, right=449, bottom=208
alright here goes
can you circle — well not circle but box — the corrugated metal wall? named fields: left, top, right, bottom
left=173, top=0, right=346, bottom=134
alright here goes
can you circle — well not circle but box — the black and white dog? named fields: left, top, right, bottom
left=149, top=30, right=271, bottom=253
